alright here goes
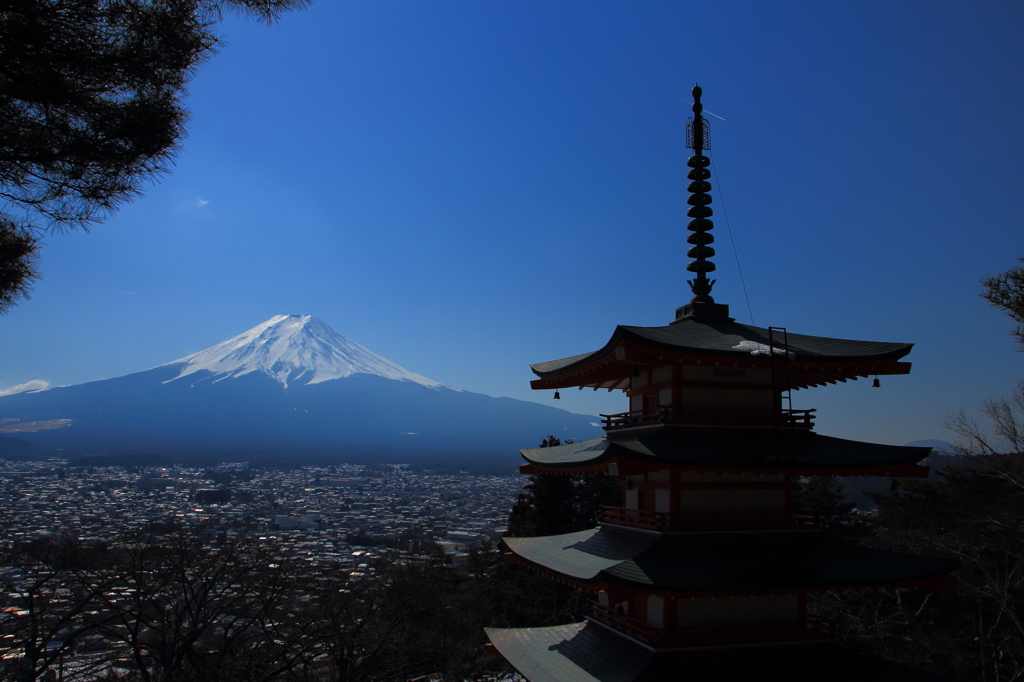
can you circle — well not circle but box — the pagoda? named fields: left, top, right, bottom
left=484, top=86, right=958, bottom=681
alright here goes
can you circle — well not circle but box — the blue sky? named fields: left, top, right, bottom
left=2, top=1, right=1023, bottom=446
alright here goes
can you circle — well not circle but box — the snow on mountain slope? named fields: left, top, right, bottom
left=160, top=315, right=447, bottom=389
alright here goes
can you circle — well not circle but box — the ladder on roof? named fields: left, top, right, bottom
left=768, top=326, right=794, bottom=460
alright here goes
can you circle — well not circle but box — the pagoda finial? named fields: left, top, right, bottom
left=676, top=84, right=731, bottom=322
left=685, top=84, right=715, bottom=303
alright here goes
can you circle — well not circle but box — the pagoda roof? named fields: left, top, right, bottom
left=504, top=528, right=956, bottom=592
left=485, top=622, right=955, bottom=682
left=532, top=318, right=913, bottom=376
left=519, top=432, right=932, bottom=477
left=530, top=317, right=913, bottom=390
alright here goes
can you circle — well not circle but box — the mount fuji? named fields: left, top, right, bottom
left=0, top=315, right=603, bottom=464
left=161, top=315, right=447, bottom=390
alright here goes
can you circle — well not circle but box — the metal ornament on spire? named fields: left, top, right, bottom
left=685, top=84, right=716, bottom=305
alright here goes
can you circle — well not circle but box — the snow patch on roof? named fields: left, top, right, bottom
left=158, top=314, right=449, bottom=390
left=732, top=340, right=795, bottom=359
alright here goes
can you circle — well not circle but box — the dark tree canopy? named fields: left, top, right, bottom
left=0, top=0, right=309, bottom=312
left=809, top=255, right=1024, bottom=681
left=942, top=256, right=1024, bottom=455
left=982, top=256, right=1024, bottom=353
left=505, top=435, right=622, bottom=538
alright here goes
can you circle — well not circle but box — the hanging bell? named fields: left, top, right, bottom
left=872, top=376, right=880, bottom=388
left=553, top=390, right=561, bottom=400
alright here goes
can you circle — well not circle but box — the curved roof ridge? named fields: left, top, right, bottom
left=530, top=317, right=913, bottom=379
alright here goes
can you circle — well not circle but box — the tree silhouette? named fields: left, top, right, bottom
left=0, top=0, right=309, bottom=312
left=506, top=436, right=621, bottom=537
left=808, top=255, right=1024, bottom=680
left=982, top=256, right=1024, bottom=353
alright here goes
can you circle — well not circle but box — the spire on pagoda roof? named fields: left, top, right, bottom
left=678, top=84, right=731, bottom=321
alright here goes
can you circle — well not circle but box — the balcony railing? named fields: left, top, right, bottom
left=597, top=506, right=821, bottom=533
left=599, top=406, right=815, bottom=431
left=586, top=603, right=837, bottom=650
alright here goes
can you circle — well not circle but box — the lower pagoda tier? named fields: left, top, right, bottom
left=504, top=528, right=957, bottom=592
left=519, top=432, right=931, bottom=477
left=485, top=623, right=957, bottom=682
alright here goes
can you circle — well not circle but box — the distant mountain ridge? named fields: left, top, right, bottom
left=0, top=316, right=602, bottom=462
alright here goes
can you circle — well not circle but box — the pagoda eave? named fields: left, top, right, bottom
left=520, top=462, right=612, bottom=476
left=530, top=321, right=915, bottom=390
left=505, top=549, right=957, bottom=596
left=504, top=558, right=959, bottom=597
left=495, top=561, right=958, bottom=598
left=520, top=454, right=930, bottom=479
left=502, top=528, right=958, bottom=594
left=519, top=435, right=934, bottom=477
left=502, top=551, right=611, bottom=589
left=529, top=350, right=912, bottom=391
left=485, top=622, right=957, bottom=682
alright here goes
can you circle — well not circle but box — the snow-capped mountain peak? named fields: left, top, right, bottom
left=160, top=315, right=446, bottom=389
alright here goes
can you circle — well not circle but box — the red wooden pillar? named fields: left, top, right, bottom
left=672, top=363, right=683, bottom=415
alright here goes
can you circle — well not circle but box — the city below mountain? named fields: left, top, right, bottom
left=0, top=315, right=603, bottom=466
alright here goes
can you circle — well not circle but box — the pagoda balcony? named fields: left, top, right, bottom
left=585, top=603, right=837, bottom=650
left=597, top=506, right=821, bottom=533
left=599, top=406, right=816, bottom=431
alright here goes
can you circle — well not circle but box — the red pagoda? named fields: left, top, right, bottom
left=484, top=86, right=957, bottom=681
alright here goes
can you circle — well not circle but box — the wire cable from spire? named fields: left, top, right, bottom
left=709, top=153, right=755, bottom=326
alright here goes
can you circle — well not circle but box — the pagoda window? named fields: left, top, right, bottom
left=630, top=594, right=647, bottom=622
left=651, top=366, right=672, bottom=384
left=679, top=386, right=773, bottom=409
left=679, top=472, right=786, bottom=483
left=658, top=388, right=672, bottom=405
left=680, top=365, right=772, bottom=383
left=647, top=595, right=664, bottom=628
left=647, top=470, right=671, bottom=482
left=625, top=486, right=638, bottom=510
left=676, top=595, right=800, bottom=627
left=630, top=394, right=643, bottom=412
left=679, top=488, right=786, bottom=513
left=654, top=488, right=670, bottom=513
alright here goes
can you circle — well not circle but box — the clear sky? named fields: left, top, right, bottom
left=2, top=1, right=1023, bottom=447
